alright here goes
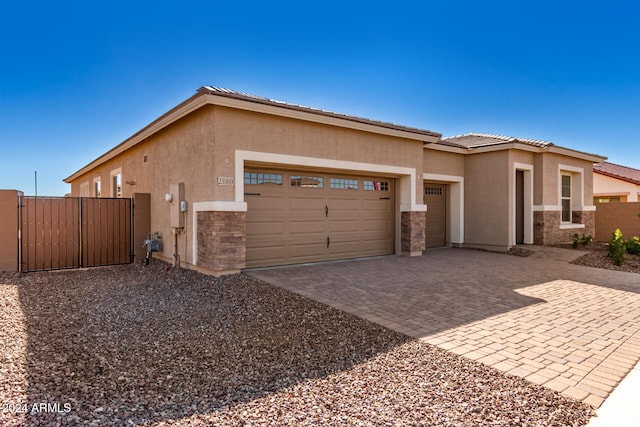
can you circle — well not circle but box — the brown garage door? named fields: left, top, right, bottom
left=424, top=183, right=446, bottom=248
left=245, top=169, right=395, bottom=268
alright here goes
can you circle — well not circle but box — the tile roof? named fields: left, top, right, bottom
left=198, top=86, right=441, bottom=138
left=440, top=133, right=554, bottom=149
left=593, top=162, right=640, bottom=185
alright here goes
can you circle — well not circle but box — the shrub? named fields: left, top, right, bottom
left=572, top=233, right=593, bottom=248
left=609, top=229, right=626, bottom=266
left=627, top=236, right=640, bottom=255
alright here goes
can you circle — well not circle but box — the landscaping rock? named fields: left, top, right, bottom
left=1, top=260, right=594, bottom=426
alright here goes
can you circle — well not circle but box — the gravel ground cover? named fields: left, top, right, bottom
left=562, top=242, right=640, bottom=274
left=1, top=260, right=594, bottom=426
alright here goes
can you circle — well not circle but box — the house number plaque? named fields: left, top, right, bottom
left=217, top=177, right=234, bottom=186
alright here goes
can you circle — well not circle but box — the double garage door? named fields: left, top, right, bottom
left=245, top=169, right=395, bottom=268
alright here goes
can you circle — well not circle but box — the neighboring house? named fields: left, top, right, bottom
left=593, top=162, right=640, bottom=202
left=64, top=87, right=606, bottom=274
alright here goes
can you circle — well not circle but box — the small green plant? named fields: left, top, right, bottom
left=608, top=228, right=626, bottom=266
left=572, top=233, right=593, bottom=248
left=627, top=236, right=640, bottom=255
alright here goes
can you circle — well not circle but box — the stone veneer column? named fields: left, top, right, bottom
left=197, top=211, right=246, bottom=271
left=401, top=211, right=426, bottom=255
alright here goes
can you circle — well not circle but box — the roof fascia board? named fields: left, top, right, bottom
left=426, top=142, right=540, bottom=155
left=593, top=170, right=640, bottom=185
left=65, top=93, right=209, bottom=182
left=423, top=143, right=468, bottom=154
left=470, top=142, right=539, bottom=154
left=427, top=141, right=607, bottom=163
left=547, top=146, right=607, bottom=163
left=205, top=94, right=440, bottom=142
left=66, top=92, right=440, bottom=183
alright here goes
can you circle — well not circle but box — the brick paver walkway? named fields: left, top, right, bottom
left=248, top=247, right=640, bottom=408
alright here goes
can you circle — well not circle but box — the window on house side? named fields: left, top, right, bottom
left=112, top=173, right=122, bottom=198
left=594, top=196, right=620, bottom=203
left=561, top=174, right=571, bottom=222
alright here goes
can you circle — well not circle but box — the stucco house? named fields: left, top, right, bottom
left=593, top=161, right=640, bottom=203
left=64, top=86, right=606, bottom=274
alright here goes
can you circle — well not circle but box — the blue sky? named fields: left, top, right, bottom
left=1, top=0, right=639, bottom=196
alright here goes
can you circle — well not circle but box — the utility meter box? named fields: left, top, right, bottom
left=170, top=182, right=185, bottom=228
left=144, top=239, right=160, bottom=252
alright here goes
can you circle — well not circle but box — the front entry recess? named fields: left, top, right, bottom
left=424, top=183, right=446, bottom=248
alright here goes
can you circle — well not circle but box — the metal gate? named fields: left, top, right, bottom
left=18, top=196, right=133, bottom=272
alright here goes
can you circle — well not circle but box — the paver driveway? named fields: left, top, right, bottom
left=248, top=247, right=640, bottom=408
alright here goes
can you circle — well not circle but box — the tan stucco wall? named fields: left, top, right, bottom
left=535, top=152, right=595, bottom=206
left=69, top=107, right=219, bottom=266
left=213, top=106, right=425, bottom=202
left=68, top=105, right=425, bottom=266
left=423, top=148, right=465, bottom=177
left=0, top=190, right=21, bottom=271
left=594, top=174, right=640, bottom=202
left=464, top=150, right=511, bottom=248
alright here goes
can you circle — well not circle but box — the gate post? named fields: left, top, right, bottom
left=78, top=197, right=83, bottom=268
left=0, top=190, right=23, bottom=272
left=17, top=192, right=23, bottom=272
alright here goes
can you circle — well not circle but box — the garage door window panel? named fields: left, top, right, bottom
left=244, top=172, right=283, bottom=185
left=364, top=180, right=389, bottom=191
left=330, top=178, right=359, bottom=190
left=290, top=176, right=324, bottom=188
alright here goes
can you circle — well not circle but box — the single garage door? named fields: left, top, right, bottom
left=424, top=183, right=446, bottom=248
left=245, top=169, right=395, bottom=268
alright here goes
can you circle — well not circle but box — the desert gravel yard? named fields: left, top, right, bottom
left=1, top=261, right=593, bottom=426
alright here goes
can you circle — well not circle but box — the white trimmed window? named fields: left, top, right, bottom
left=110, top=168, right=122, bottom=198
left=558, top=165, right=586, bottom=228
left=93, top=177, right=101, bottom=197
left=561, top=174, right=572, bottom=223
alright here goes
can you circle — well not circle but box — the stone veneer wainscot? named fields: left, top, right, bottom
left=534, top=210, right=595, bottom=245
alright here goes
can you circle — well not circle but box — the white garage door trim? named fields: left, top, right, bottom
left=235, top=150, right=425, bottom=212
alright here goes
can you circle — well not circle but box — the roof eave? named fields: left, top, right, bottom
left=65, top=88, right=441, bottom=183
left=546, top=146, right=607, bottom=163
left=64, top=91, right=208, bottom=183
left=593, top=169, right=640, bottom=185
